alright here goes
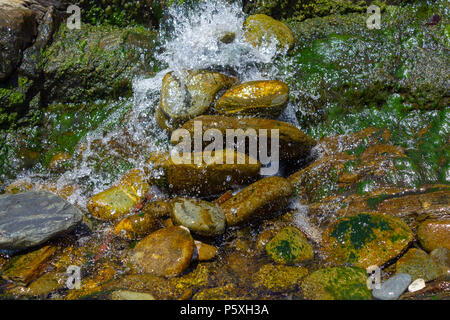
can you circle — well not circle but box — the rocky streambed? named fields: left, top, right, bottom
left=0, top=0, right=449, bottom=300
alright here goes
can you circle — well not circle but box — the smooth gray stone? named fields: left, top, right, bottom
left=372, top=273, right=412, bottom=300
left=0, top=191, right=83, bottom=250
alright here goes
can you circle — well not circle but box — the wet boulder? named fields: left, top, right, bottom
left=157, top=70, right=237, bottom=130
left=220, top=176, right=293, bottom=226
left=265, top=227, right=314, bottom=264
left=418, top=219, right=450, bottom=252
left=214, top=80, right=289, bottom=118
left=0, top=191, right=83, bottom=251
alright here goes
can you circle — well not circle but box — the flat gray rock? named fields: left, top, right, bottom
left=0, top=191, right=83, bottom=250
left=372, top=273, right=412, bottom=300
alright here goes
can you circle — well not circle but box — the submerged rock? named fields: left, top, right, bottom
left=147, top=150, right=261, bottom=196
left=322, top=213, right=413, bottom=268
left=215, top=80, right=289, bottom=118
left=253, top=264, right=308, bottom=293
left=0, top=191, right=83, bottom=250
left=243, top=14, right=294, bottom=53
left=396, top=248, right=442, bottom=282
left=220, top=176, right=293, bottom=226
left=418, top=219, right=450, bottom=252
left=265, top=227, right=313, bottom=264
left=372, top=273, right=412, bottom=300
left=129, top=226, right=195, bottom=278
left=171, top=198, right=226, bottom=236
left=181, top=115, right=316, bottom=162
left=301, top=266, right=371, bottom=300
left=87, top=169, right=150, bottom=221
left=158, top=70, right=237, bottom=130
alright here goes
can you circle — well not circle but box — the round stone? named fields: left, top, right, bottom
left=408, top=279, right=426, bottom=293
left=171, top=198, right=226, bottom=236
left=265, top=227, right=314, bottom=264
left=418, top=219, right=450, bottom=252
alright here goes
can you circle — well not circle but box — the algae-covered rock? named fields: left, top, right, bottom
left=171, top=198, right=226, bottom=236
left=129, top=226, right=195, bottom=278
left=244, top=14, right=294, bottom=52
left=396, top=248, right=443, bottom=282
left=220, top=176, right=293, bottom=226
left=147, top=150, right=261, bottom=196
left=418, top=219, right=450, bottom=252
left=87, top=168, right=150, bottom=221
left=322, top=213, right=413, bottom=268
left=215, top=80, right=289, bottom=118
left=113, top=200, right=172, bottom=240
left=181, top=115, right=316, bottom=161
left=158, top=70, right=237, bottom=130
left=265, top=227, right=313, bottom=264
left=253, top=264, right=308, bottom=293
left=301, top=266, right=371, bottom=300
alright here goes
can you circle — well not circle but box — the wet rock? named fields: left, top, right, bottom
left=408, top=278, right=426, bottom=293
left=195, top=241, right=218, bottom=261
left=171, top=198, right=226, bottom=236
left=48, top=152, right=71, bottom=171
left=215, top=80, right=289, bottom=118
left=253, top=264, right=308, bottom=293
left=220, top=176, right=293, bottom=226
left=111, top=290, right=155, bottom=300
left=322, top=213, right=413, bottom=268
left=0, top=191, right=83, bottom=250
left=372, top=274, right=412, bottom=300
left=113, top=200, right=172, bottom=240
left=4, top=179, right=34, bottom=194
left=181, top=115, right=316, bottom=162
left=87, top=169, right=150, bottom=221
left=1, top=245, right=56, bottom=285
left=301, top=266, right=372, bottom=300
left=157, top=70, right=237, bottom=130
left=129, top=226, right=195, bottom=278
left=418, top=219, right=450, bottom=252
left=193, top=284, right=247, bottom=300
left=24, top=271, right=66, bottom=296
left=430, top=248, right=450, bottom=275
left=147, top=150, right=261, bottom=196
left=265, top=227, right=313, bottom=264
left=396, top=248, right=442, bottom=282
left=243, top=14, right=294, bottom=52
left=0, top=0, right=37, bottom=81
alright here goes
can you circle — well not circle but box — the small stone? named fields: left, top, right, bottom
left=129, top=226, right=195, bottom=278
left=0, top=191, right=83, bottom=250
left=372, top=274, right=412, bottom=300
left=195, top=241, right=218, bottom=261
left=265, top=227, right=313, bottom=264
left=171, top=198, right=226, bottom=236
left=215, top=80, right=289, bottom=118
left=408, top=278, right=426, bottom=293
left=111, top=290, right=155, bottom=300
left=396, top=248, right=443, bottom=281
left=418, top=219, right=450, bottom=252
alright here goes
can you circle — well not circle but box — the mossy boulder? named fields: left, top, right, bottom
left=265, top=227, right=314, bottom=264
left=244, top=14, right=294, bottom=53
left=301, top=266, right=372, bottom=300
left=253, top=264, right=308, bottom=293
left=215, top=80, right=289, bottom=118
left=322, top=213, right=413, bottom=268
left=41, top=23, right=158, bottom=104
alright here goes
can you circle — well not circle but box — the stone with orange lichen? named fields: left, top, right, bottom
left=215, top=80, right=289, bottom=118
left=195, top=241, right=218, bottom=261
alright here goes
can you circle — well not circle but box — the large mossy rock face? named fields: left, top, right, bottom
left=301, top=266, right=372, bottom=300
left=280, top=1, right=449, bottom=128
left=322, top=213, right=413, bottom=268
left=41, top=24, right=158, bottom=103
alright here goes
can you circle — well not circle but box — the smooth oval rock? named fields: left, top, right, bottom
left=171, top=198, right=226, bottom=236
left=147, top=150, right=261, bottom=196
left=408, top=278, right=426, bottom=293
left=195, top=241, right=218, bottom=261
left=395, top=248, right=442, bottom=281
left=265, top=227, right=314, bottom=264
left=111, top=290, right=155, bottom=300
left=181, top=115, right=317, bottom=161
left=158, top=70, right=237, bottom=130
left=129, top=226, right=195, bottom=278
left=214, top=80, right=289, bottom=118
left=301, top=266, right=372, bottom=300
left=372, top=274, right=412, bottom=300
left=418, top=219, right=450, bottom=252
left=322, top=213, right=414, bottom=269
left=220, top=176, right=293, bottom=226
left=244, top=14, right=294, bottom=53
left=0, top=191, right=83, bottom=250
left=87, top=168, right=150, bottom=221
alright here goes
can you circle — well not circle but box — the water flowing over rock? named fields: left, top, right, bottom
left=0, top=191, right=83, bottom=250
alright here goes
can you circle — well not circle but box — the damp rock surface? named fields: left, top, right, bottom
left=372, top=274, right=412, bottom=300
